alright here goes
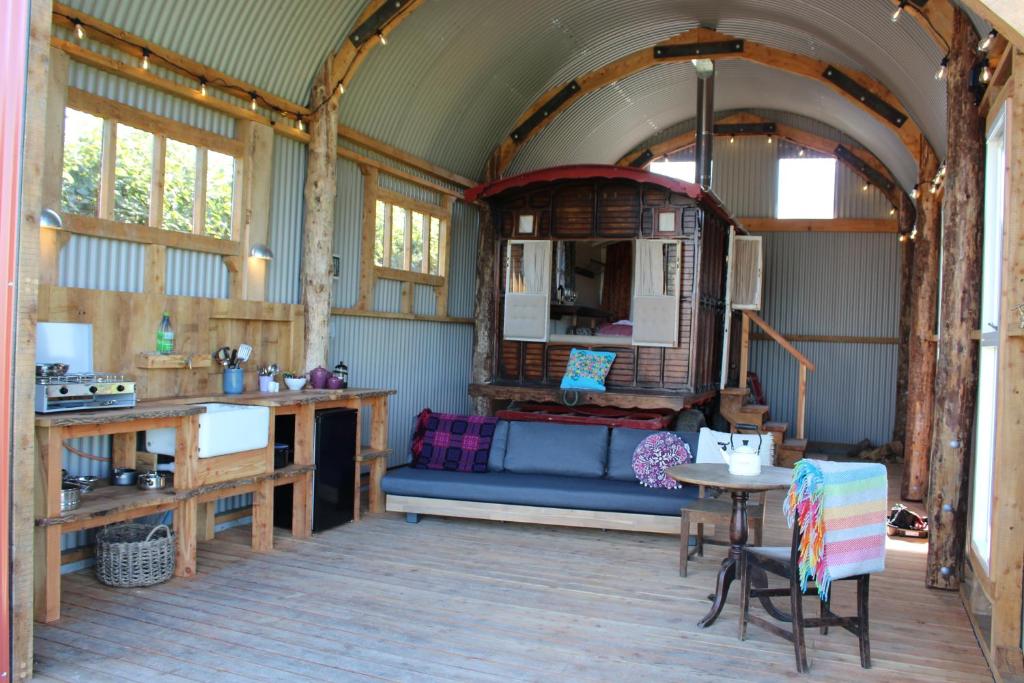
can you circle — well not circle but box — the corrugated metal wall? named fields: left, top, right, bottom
left=267, top=135, right=306, bottom=305
left=328, top=158, right=480, bottom=466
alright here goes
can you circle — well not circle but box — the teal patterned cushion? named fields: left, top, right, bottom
left=560, top=348, right=616, bottom=392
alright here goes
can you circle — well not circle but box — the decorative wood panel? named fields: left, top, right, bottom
left=596, top=184, right=641, bottom=237
left=551, top=185, right=594, bottom=237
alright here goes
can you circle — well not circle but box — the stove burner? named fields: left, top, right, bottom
left=36, top=373, right=131, bottom=386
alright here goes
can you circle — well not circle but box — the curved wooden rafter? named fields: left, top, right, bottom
left=617, top=112, right=906, bottom=207
left=488, top=28, right=935, bottom=180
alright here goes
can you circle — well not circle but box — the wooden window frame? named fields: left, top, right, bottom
left=358, top=167, right=454, bottom=316
left=62, top=88, right=243, bottom=244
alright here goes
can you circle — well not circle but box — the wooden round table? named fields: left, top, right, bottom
left=666, top=463, right=792, bottom=628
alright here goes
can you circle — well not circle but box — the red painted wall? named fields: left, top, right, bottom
left=0, top=0, right=31, bottom=677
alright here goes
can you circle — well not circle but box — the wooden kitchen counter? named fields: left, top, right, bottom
left=143, top=387, right=395, bottom=408
left=34, top=402, right=205, bottom=428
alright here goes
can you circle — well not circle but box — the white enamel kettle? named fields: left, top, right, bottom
left=720, top=426, right=762, bottom=476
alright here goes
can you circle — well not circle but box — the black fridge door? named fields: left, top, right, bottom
left=311, top=407, right=357, bottom=531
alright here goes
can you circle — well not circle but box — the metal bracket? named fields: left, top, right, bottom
left=510, top=81, right=581, bottom=142
left=822, top=66, right=907, bottom=127
left=653, top=40, right=744, bottom=59
left=629, top=149, right=654, bottom=168
left=834, top=145, right=896, bottom=193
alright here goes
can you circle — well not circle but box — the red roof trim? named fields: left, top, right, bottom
left=464, top=164, right=736, bottom=226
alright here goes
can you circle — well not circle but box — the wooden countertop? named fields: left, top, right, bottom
left=35, top=388, right=395, bottom=427
left=35, top=403, right=206, bottom=428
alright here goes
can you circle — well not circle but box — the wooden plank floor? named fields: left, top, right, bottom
left=35, top=488, right=991, bottom=682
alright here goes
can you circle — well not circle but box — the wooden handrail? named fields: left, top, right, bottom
left=742, top=311, right=816, bottom=371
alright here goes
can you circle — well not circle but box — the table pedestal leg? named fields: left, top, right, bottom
left=697, top=490, right=749, bottom=628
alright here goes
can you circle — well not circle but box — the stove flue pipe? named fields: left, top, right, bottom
left=694, top=59, right=715, bottom=190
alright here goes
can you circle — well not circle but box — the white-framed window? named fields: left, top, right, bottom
left=650, top=160, right=696, bottom=183
left=502, top=240, right=552, bottom=342
left=631, top=239, right=681, bottom=347
left=969, top=103, right=1007, bottom=571
left=776, top=157, right=837, bottom=219
left=372, top=199, right=445, bottom=276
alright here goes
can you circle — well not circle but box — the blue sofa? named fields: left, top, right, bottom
left=382, top=420, right=700, bottom=534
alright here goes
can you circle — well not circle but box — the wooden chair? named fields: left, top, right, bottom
left=739, top=523, right=871, bottom=673
left=679, top=486, right=765, bottom=577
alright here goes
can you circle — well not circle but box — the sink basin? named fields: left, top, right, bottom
left=145, top=403, right=270, bottom=459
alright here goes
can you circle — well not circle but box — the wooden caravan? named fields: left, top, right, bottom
left=467, top=165, right=738, bottom=410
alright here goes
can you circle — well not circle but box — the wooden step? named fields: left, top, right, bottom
left=763, top=421, right=788, bottom=436
left=777, top=438, right=808, bottom=468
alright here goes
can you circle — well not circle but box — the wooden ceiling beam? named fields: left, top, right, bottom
left=957, top=0, right=1024, bottom=49
left=618, top=112, right=905, bottom=206
left=738, top=218, right=898, bottom=233
left=489, top=28, right=934, bottom=180
left=327, top=0, right=427, bottom=96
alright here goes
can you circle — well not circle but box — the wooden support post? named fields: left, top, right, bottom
left=300, top=62, right=339, bottom=372
left=39, top=47, right=68, bottom=286
left=795, top=364, right=807, bottom=441
left=173, top=497, right=197, bottom=578
left=195, top=502, right=216, bottom=542
left=470, top=203, right=496, bottom=415
left=901, top=148, right=942, bottom=501
left=357, top=166, right=379, bottom=309
left=111, top=432, right=135, bottom=469
left=892, top=192, right=916, bottom=447
left=144, top=244, right=166, bottom=295
left=97, top=119, right=116, bottom=220
left=251, top=479, right=274, bottom=552
left=738, top=313, right=750, bottom=391
left=237, top=121, right=274, bottom=301
left=926, top=9, right=985, bottom=590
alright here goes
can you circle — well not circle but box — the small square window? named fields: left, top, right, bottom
left=776, top=158, right=836, bottom=219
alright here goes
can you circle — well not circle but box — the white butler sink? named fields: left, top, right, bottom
left=146, top=403, right=270, bottom=458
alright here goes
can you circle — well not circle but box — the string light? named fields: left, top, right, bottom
left=862, top=182, right=870, bottom=192
left=729, top=135, right=735, bottom=144
left=74, top=19, right=85, bottom=40
left=910, top=187, right=919, bottom=199
left=938, top=163, right=946, bottom=178
left=910, top=228, right=918, bottom=240
left=377, top=30, right=387, bottom=46
left=798, top=148, right=805, bottom=157
left=891, top=0, right=906, bottom=23
left=889, top=207, right=896, bottom=216
left=898, top=234, right=906, bottom=242
left=297, top=119, right=305, bottom=133
left=250, top=92, right=258, bottom=111
left=766, top=135, right=773, bottom=144
left=337, top=83, right=345, bottom=96
left=935, top=56, right=948, bottom=81
left=980, top=62, right=992, bottom=84
left=199, top=79, right=207, bottom=96
left=978, top=29, right=997, bottom=52
left=141, top=48, right=150, bottom=71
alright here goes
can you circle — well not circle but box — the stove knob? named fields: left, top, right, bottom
left=117, top=385, right=125, bottom=392
left=59, top=386, right=68, bottom=395
left=89, top=385, right=98, bottom=394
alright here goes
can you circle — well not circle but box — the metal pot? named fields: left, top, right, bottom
left=110, top=468, right=137, bottom=486
left=137, top=471, right=168, bottom=490
left=36, top=362, right=69, bottom=378
left=60, top=483, right=80, bottom=512
left=67, top=475, right=98, bottom=493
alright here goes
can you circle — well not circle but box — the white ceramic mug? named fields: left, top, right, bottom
left=267, top=381, right=280, bottom=393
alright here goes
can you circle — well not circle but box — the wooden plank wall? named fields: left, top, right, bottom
left=38, top=286, right=303, bottom=399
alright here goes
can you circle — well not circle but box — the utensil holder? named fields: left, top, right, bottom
left=223, top=367, right=244, bottom=394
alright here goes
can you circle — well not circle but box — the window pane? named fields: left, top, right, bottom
left=205, top=150, right=234, bottom=239
left=61, top=108, right=103, bottom=216
left=113, top=124, right=153, bottom=225
left=410, top=211, right=425, bottom=272
left=374, top=200, right=387, bottom=267
left=163, top=139, right=197, bottom=233
left=649, top=160, right=696, bottom=183
left=777, top=158, right=836, bottom=219
left=429, top=217, right=441, bottom=275
left=390, top=206, right=407, bottom=269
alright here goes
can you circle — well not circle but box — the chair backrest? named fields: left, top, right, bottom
left=695, top=427, right=775, bottom=466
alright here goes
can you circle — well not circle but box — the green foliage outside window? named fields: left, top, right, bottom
left=114, top=124, right=152, bottom=225
left=61, top=109, right=102, bottom=216
left=205, top=151, right=234, bottom=239
left=162, top=139, right=197, bottom=233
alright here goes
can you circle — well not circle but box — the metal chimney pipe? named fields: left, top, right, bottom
left=694, top=59, right=715, bottom=189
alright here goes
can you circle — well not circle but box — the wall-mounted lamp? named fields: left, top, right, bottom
left=249, top=243, right=274, bottom=260
left=40, top=209, right=63, bottom=229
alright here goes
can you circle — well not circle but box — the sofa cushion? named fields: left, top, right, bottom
left=503, top=421, right=609, bottom=478
left=488, top=420, right=510, bottom=472
left=607, top=428, right=700, bottom=481
left=411, top=410, right=498, bottom=473
left=382, top=468, right=700, bottom=516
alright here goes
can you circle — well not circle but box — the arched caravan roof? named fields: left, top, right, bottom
left=464, top=163, right=738, bottom=227
left=60, top=0, right=1000, bottom=185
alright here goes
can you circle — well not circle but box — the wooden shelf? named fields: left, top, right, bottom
left=357, top=447, right=392, bottom=463
left=269, top=463, right=315, bottom=487
left=136, top=352, right=213, bottom=369
left=36, top=482, right=179, bottom=532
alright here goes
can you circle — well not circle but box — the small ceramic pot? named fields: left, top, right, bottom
left=326, top=375, right=344, bottom=390
left=223, top=367, right=244, bottom=394
left=258, top=375, right=272, bottom=392
left=308, top=366, right=329, bottom=389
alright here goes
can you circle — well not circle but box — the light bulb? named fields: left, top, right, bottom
left=911, top=188, right=918, bottom=199
left=337, top=83, right=345, bottom=96
left=910, top=228, right=918, bottom=239
left=141, top=49, right=150, bottom=71
left=929, top=183, right=938, bottom=194
left=891, top=1, right=906, bottom=23
left=898, top=234, right=906, bottom=242
left=935, top=57, right=948, bottom=80
left=250, top=93, right=258, bottom=111
left=978, top=30, right=996, bottom=52
left=938, top=164, right=946, bottom=177
left=862, top=183, right=870, bottom=192
left=889, top=207, right=896, bottom=216
left=74, top=20, right=85, bottom=40
left=377, top=30, right=387, bottom=46
left=767, top=135, right=773, bottom=144
left=199, top=80, right=207, bottom=96
left=298, top=119, right=305, bottom=132
left=798, top=148, right=805, bottom=157
left=980, top=63, right=991, bottom=83
left=729, top=135, right=735, bottom=144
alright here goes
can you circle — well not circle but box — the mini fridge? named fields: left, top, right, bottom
left=274, top=407, right=357, bottom=532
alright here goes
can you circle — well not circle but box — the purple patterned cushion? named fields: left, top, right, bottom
left=632, top=432, right=693, bottom=489
left=411, top=409, right=498, bottom=473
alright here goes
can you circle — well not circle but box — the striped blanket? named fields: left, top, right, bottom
left=784, top=459, right=887, bottom=600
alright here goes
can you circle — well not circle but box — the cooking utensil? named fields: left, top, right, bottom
left=229, top=348, right=238, bottom=368
left=236, top=343, right=252, bottom=364
left=67, top=475, right=99, bottom=493
left=36, top=362, right=69, bottom=377
left=137, top=471, right=169, bottom=490
left=110, top=468, right=138, bottom=486
left=213, top=346, right=231, bottom=367
left=60, top=483, right=80, bottom=512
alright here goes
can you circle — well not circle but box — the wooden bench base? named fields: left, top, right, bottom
left=385, top=495, right=680, bottom=534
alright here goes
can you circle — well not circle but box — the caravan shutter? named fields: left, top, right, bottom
left=502, top=241, right=552, bottom=342
left=632, top=240, right=680, bottom=347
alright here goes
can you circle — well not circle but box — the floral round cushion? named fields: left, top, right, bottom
left=632, top=432, right=693, bottom=489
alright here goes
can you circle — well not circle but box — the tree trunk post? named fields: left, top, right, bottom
left=301, top=62, right=339, bottom=372
left=926, top=8, right=985, bottom=590
left=892, top=191, right=916, bottom=448
left=901, top=147, right=941, bottom=501
left=471, top=203, right=496, bottom=415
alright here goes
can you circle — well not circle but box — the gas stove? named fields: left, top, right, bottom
left=35, top=373, right=137, bottom=413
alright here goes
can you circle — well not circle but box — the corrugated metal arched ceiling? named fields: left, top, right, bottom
left=62, top=0, right=961, bottom=186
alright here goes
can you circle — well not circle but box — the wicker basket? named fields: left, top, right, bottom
left=95, top=523, right=175, bottom=588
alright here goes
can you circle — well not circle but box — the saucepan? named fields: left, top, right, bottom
left=36, top=362, right=69, bottom=378
left=110, top=468, right=138, bottom=486
left=60, top=483, right=80, bottom=512
left=137, top=471, right=170, bottom=490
